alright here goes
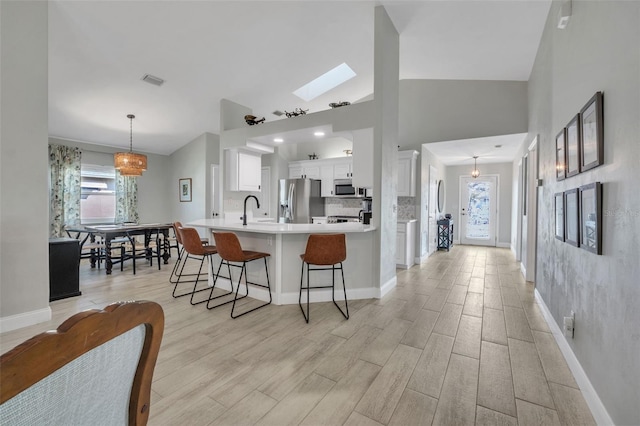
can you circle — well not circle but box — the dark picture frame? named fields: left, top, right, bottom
left=564, top=188, right=579, bottom=247
left=566, top=114, right=581, bottom=177
left=554, top=192, right=565, bottom=241
left=580, top=92, right=604, bottom=172
left=179, top=178, right=192, bottom=202
left=556, top=128, right=566, bottom=181
left=579, top=182, right=602, bottom=254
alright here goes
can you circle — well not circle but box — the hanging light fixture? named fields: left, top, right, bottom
left=471, top=156, right=480, bottom=178
left=114, top=114, right=147, bottom=177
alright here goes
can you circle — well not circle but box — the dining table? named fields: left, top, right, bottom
left=66, top=223, right=173, bottom=274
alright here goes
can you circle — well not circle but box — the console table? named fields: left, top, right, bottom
left=437, top=219, right=454, bottom=251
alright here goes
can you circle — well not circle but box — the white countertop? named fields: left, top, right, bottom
left=187, top=218, right=376, bottom=234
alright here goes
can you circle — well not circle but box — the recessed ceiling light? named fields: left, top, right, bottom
left=314, top=131, right=325, bottom=137
left=293, top=63, right=356, bottom=102
left=273, top=138, right=284, bottom=143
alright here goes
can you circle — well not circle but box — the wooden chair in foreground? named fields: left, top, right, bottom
left=0, top=300, right=164, bottom=426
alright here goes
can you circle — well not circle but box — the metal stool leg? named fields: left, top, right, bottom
left=230, top=257, right=272, bottom=319
left=205, top=259, right=240, bottom=310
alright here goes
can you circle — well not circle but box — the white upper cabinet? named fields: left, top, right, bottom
left=288, top=163, right=320, bottom=179
left=351, top=128, right=373, bottom=188
left=320, top=165, right=334, bottom=197
left=332, top=159, right=352, bottom=179
left=397, top=150, right=419, bottom=197
left=226, top=149, right=262, bottom=191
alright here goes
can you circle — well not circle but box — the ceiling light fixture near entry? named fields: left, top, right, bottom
left=114, top=114, right=147, bottom=177
left=273, top=138, right=284, bottom=143
left=314, top=131, right=325, bottom=137
left=471, top=156, right=480, bottom=178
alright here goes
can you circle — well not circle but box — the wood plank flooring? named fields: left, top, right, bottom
left=0, top=245, right=596, bottom=425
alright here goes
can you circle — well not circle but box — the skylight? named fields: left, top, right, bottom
left=293, top=63, right=356, bottom=102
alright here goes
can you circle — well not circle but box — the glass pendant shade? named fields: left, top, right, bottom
left=471, top=156, right=480, bottom=178
left=114, top=114, right=147, bottom=177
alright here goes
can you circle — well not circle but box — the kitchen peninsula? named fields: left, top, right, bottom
left=188, top=219, right=378, bottom=305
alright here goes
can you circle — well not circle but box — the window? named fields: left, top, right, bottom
left=81, top=164, right=115, bottom=224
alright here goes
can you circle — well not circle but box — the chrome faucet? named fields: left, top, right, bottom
left=243, top=195, right=260, bottom=226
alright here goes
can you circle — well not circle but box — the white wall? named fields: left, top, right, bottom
left=529, top=1, right=639, bottom=424
left=0, top=1, right=51, bottom=330
left=169, top=133, right=209, bottom=226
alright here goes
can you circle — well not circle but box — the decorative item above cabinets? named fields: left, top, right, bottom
left=226, top=149, right=261, bottom=191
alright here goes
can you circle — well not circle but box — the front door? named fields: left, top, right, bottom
left=459, top=176, right=497, bottom=246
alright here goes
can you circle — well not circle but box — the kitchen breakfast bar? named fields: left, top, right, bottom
left=187, top=219, right=378, bottom=305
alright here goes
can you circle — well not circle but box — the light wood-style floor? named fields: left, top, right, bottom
left=1, top=245, right=596, bottom=425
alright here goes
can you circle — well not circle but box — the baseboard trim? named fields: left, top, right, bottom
left=520, top=263, right=526, bottom=277
left=534, top=289, right=613, bottom=426
left=0, top=306, right=52, bottom=333
left=496, top=242, right=511, bottom=248
left=510, top=244, right=517, bottom=258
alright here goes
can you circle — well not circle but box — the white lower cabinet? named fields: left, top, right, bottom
left=396, top=221, right=416, bottom=269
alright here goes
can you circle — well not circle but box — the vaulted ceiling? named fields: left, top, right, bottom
left=48, top=0, right=551, bottom=155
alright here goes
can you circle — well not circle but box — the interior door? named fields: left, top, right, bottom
left=211, top=164, right=220, bottom=218
left=459, top=176, right=497, bottom=246
left=428, top=165, right=438, bottom=255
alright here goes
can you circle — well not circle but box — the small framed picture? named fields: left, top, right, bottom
left=566, top=114, right=581, bottom=177
left=179, top=178, right=192, bottom=202
left=580, top=92, right=604, bottom=172
left=554, top=192, right=565, bottom=241
left=556, top=128, right=566, bottom=181
left=579, top=182, right=602, bottom=254
left=564, top=188, right=579, bottom=247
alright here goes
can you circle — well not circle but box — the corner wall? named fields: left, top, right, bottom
left=0, top=1, right=50, bottom=330
left=529, top=1, right=640, bottom=424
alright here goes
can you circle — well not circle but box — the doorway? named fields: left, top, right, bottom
left=459, top=175, right=498, bottom=246
left=428, top=165, right=438, bottom=255
left=211, top=164, right=220, bottom=218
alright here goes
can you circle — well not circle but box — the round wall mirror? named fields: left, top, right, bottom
left=437, top=180, right=445, bottom=213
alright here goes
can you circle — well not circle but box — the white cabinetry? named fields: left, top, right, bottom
left=333, top=160, right=352, bottom=179
left=397, top=150, right=419, bottom=197
left=320, top=165, right=334, bottom=197
left=288, top=163, right=320, bottom=179
left=396, top=221, right=416, bottom=269
left=226, top=149, right=261, bottom=191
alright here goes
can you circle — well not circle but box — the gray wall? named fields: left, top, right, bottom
left=48, top=137, right=172, bottom=224
left=0, top=1, right=50, bottom=326
left=170, top=133, right=208, bottom=224
left=445, top=163, right=513, bottom=246
left=529, top=1, right=640, bottom=424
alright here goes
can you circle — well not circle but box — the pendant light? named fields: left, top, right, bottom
left=114, top=114, right=147, bottom=177
left=471, top=156, right=480, bottom=178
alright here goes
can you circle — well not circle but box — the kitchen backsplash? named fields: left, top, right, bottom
left=398, top=196, right=417, bottom=220
left=324, top=198, right=363, bottom=217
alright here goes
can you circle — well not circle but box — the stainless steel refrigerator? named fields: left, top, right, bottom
left=278, top=179, right=324, bottom=223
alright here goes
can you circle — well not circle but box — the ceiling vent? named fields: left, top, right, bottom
left=272, top=110, right=285, bottom=117
left=141, top=74, right=165, bottom=86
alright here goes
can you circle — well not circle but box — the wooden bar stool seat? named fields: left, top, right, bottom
left=212, top=232, right=271, bottom=318
left=299, top=233, right=349, bottom=323
left=169, top=221, right=210, bottom=284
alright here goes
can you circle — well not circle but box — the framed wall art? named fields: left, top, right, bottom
left=179, top=178, right=192, bottom=202
left=564, top=188, right=579, bottom=247
left=579, top=182, right=602, bottom=254
left=554, top=192, right=565, bottom=241
left=556, top=128, right=566, bottom=181
left=580, top=92, right=604, bottom=172
left=566, top=114, right=581, bottom=177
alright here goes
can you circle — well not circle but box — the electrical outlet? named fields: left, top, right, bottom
left=563, top=311, right=575, bottom=338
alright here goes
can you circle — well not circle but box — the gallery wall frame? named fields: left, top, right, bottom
left=579, top=182, right=602, bottom=255
left=179, top=178, right=192, bottom=202
left=566, top=114, right=581, bottom=178
left=554, top=192, right=565, bottom=241
left=580, top=91, right=604, bottom=172
left=556, top=128, right=566, bottom=181
left=564, top=188, right=579, bottom=247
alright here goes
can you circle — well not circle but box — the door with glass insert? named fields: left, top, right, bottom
left=459, top=176, right=497, bottom=246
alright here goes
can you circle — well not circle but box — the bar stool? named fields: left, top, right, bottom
left=169, top=221, right=209, bottom=284
left=173, top=227, right=223, bottom=306
left=299, top=233, right=349, bottom=323
left=212, top=232, right=271, bottom=318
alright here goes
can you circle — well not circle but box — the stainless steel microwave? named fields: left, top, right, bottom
left=334, top=180, right=370, bottom=197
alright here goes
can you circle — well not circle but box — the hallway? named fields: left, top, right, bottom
left=0, top=245, right=595, bottom=425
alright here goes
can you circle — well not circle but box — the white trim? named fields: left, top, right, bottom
left=496, top=242, right=511, bottom=248
left=534, top=290, right=613, bottom=426
left=415, top=255, right=426, bottom=265
left=379, top=276, right=397, bottom=299
left=520, top=263, right=526, bottom=277
left=0, top=307, right=52, bottom=333
left=510, top=244, right=517, bottom=258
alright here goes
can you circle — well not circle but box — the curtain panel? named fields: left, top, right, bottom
left=115, top=171, right=139, bottom=224
left=49, top=144, right=82, bottom=237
